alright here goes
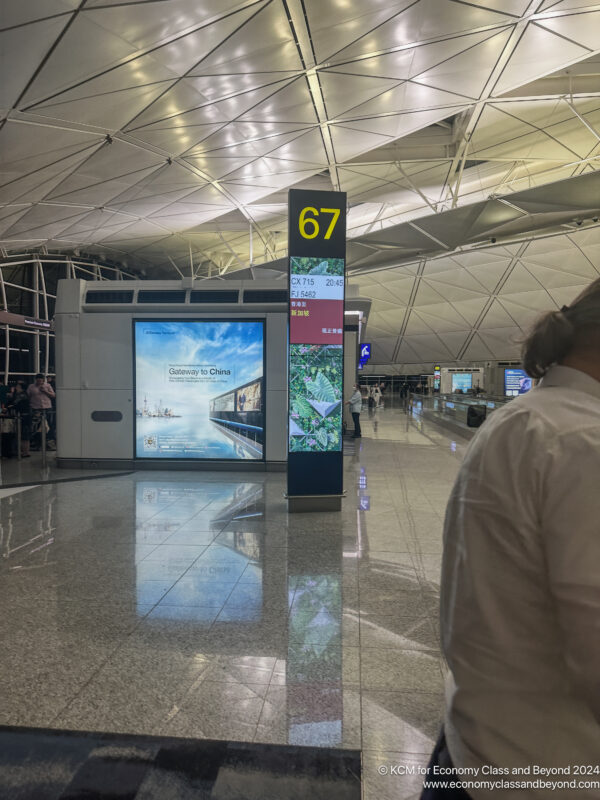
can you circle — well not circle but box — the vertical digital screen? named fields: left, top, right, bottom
left=289, top=255, right=344, bottom=453
left=434, top=364, right=441, bottom=391
left=504, top=368, right=532, bottom=397
left=289, top=344, right=343, bottom=452
left=290, top=257, right=344, bottom=344
left=287, top=189, right=346, bottom=497
left=134, top=320, right=264, bottom=460
left=451, top=373, right=472, bottom=392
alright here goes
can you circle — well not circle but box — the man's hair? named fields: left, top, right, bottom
left=35, top=373, right=44, bottom=380
left=522, top=277, right=600, bottom=378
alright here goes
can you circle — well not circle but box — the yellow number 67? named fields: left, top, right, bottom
left=299, top=207, right=341, bottom=240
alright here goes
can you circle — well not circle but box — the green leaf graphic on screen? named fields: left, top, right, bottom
left=306, top=371, right=336, bottom=403
left=293, top=397, right=313, bottom=417
left=308, top=260, right=330, bottom=275
left=316, top=428, right=328, bottom=448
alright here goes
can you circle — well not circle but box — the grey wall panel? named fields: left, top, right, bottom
left=343, top=330, right=357, bottom=429
left=80, top=314, right=133, bottom=390
left=55, top=313, right=81, bottom=390
left=56, top=389, right=82, bottom=458
left=81, top=389, right=133, bottom=459
left=265, top=389, right=287, bottom=462
left=266, top=313, right=287, bottom=391
left=54, top=278, right=289, bottom=463
left=55, top=279, right=85, bottom=314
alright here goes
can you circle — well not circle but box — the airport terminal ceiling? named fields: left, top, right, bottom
left=1, top=0, right=600, bottom=368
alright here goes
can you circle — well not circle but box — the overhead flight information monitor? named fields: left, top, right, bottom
left=287, top=189, right=347, bottom=502
left=134, top=319, right=264, bottom=460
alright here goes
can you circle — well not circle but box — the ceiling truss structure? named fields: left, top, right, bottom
left=1, top=0, right=600, bottom=273
left=355, top=221, right=600, bottom=370
left=1, top=0, right=600, bottom=367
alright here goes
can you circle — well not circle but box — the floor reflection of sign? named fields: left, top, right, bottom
left=359, top=496, right=370, bottom=511
left=287, top=575, right=343, bottom=746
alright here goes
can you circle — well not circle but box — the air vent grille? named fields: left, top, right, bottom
left=190, top=290, right=239, bottom=303
left=243, top=289, right=288, bottom=304
left=137, top=290, right=186, bottom=303
left=86, top=290, right=134, bottom=304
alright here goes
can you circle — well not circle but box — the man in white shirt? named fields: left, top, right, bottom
left=346, top=384, right=363, bottom=438
left=424, top=279, right=600, bottom=800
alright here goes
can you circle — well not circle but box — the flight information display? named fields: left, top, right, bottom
left=289, top=255, right=344, bottom=453
left=452, top=373, right=472, bottom=392
left=287, top=189, right=346, bottom=498
left=134, top=320, right=264, bottom=460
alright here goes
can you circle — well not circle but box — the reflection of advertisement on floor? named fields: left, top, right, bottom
left=135, top=320, right=264, bottom=460
left=135, top=481, right=264, bottom=621
left=289, top=345, right=342, bottom=453
left=287, top=574, right=342, bottom=745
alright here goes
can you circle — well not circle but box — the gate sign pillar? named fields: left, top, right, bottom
left=286, top=188, right=347, bottom=513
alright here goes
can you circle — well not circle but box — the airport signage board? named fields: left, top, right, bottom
left=287, top=189, right=347, bottom=497
left=504, top=368, right=532, bottom=397
left=133, top=319, right=265, bottom=460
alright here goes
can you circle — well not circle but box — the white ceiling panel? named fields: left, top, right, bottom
left=461, top=333, right=496, bottom=360
left=328, top=0, right=510, bottom=65
left=492, top=22, right=591, bottom=96
left=1, top=0, right=600, bottom=372
left=83, top=0, right=252, bottom=52
left=412, top=29, right=512, bottom=99
left=305, top=0, right=414, bottom=64
left=536, top=8, right=600, bottom=52
left=0, top=16, right=68, bottom=110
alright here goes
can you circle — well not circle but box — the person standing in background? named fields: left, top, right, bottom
left=7, top=382, right=31, bottom=458
left=346, top=383, right=362, bottom=438
left=373, top=383, right=382, bottom=408
left=0, top=379, right=8, bottom=410
left=28, top=373, right=55, bottom=451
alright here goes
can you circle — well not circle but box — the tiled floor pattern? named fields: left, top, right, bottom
left=0, top=408, right=466, bottom=799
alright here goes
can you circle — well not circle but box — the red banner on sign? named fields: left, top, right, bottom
left=290, top=298, right=343, bottom=344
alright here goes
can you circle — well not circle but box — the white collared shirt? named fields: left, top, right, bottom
left=441, top=366, right=600, bottom=799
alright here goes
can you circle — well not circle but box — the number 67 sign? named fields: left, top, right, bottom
left=287, top=188, right=347, bottom=503
left=288, top=189, right=346, bottom=258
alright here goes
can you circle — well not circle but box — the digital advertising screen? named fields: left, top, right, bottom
left=451, top=373, right=472, bottom=392
left=134, top=320, right=264, bottom=460
left=504, top=368, right=532, bottom=397
left=289, top=344, right=343, bottom=453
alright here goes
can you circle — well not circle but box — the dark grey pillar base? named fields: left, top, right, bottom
left=286, top=494, right=344, bottom=513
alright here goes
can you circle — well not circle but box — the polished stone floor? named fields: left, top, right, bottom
left=0, top=726, right=361, bottom=799
left=0, top=408, right=466, bottom=800
left=0, top=449, right=129, bottom=488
